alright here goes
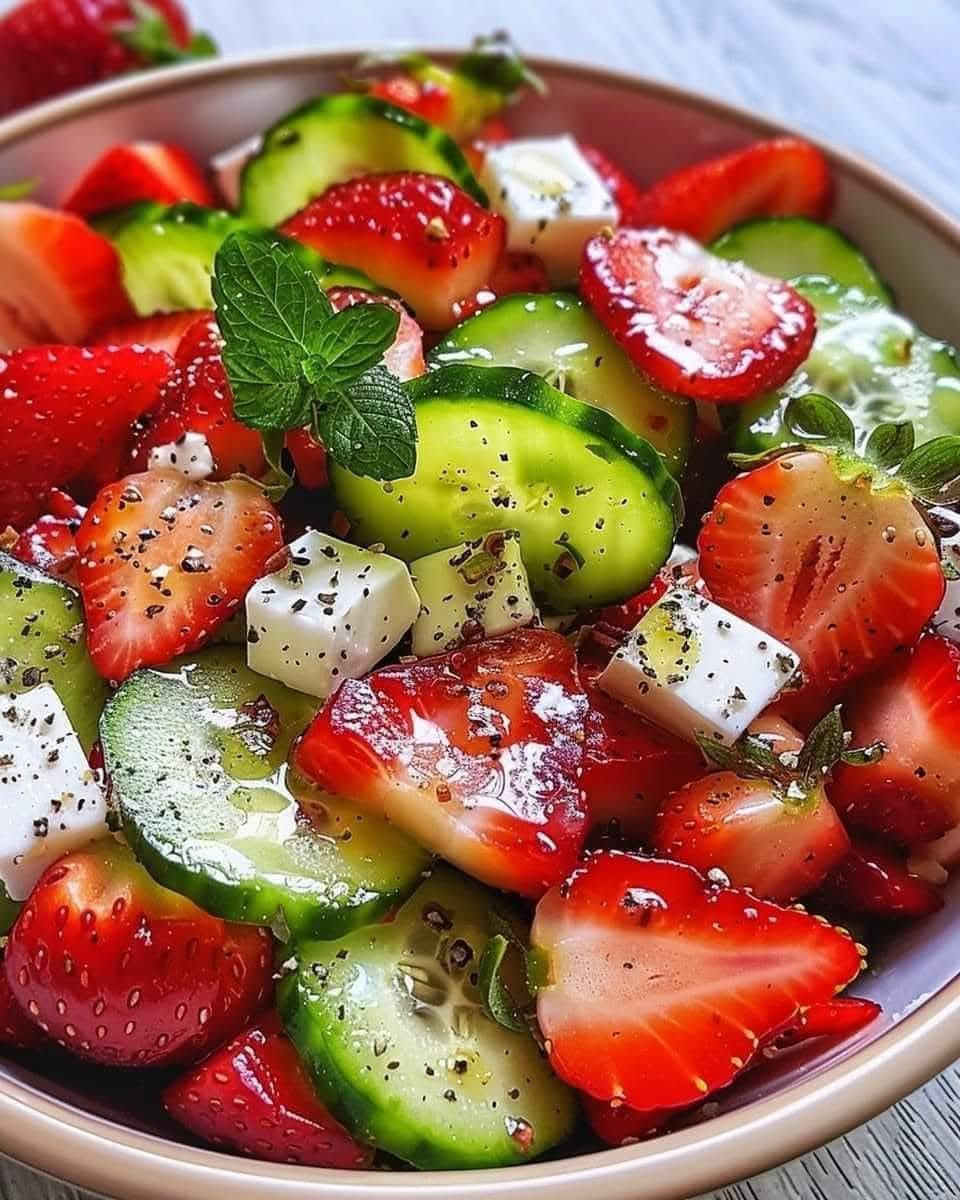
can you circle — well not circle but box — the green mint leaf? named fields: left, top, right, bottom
left=784, top=393, right=855, bottom=449
left=840, top=740, right=886, bottom=768
left=307, top=302, right=401, bottom=386
left=213, top=231, right=330, bottom=433
left=458, top=32, right=547, bottom=96
left=898, top=435, right=960, bottom=501
left=0, top=178, right=38, bottom=201
left=864, top=421, right=915, bottom=470
left=797, top=706, right=844, bottom=785
left=258, top=430, right=294, bottom=501
left=313, top=365, right=417, bottom=481
left=478, top=934, right=526, bottom=1032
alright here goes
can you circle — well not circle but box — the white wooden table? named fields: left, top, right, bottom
left=2, top=1, right=958, bottom=1197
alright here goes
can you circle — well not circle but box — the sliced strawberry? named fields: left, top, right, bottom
left=579, top=143, right=644, bottom=225
left=95, top=309, right=208, bottom=357
left=326, top=287, right=426, bottom=381
left=582, top=1096, right=673, bottom=1147
left=530, top=852, right=863, bottom=1110
left=0, top=344, right=173, bottom=529
left=76, top=469, right=283, bottom=683
left=0, top=203, right=132, bottom=350
left=285, top=429, right=328, bottom=490
left=62, top=141, right=213, bottom=218
left=633, top=138, right=832, bottom=244
left=815, top=836, right=944, bottom=920
left=281, top=172, right=506, bottom=331
left=164, top=1010, right=373, bottom=1167
left=12, top=513, right=80, bottom=580
left=652, top=768, right=850, bottom=903
left=777, top=996, right=881, bottom=1045
left=370, top=73, right=451, bottom=126
left=4, top=839, right=272, bottom=1067
left=698, top=451, right=944, bottom=708
left=579, top=656, right=705, bottom=840
left=0, top=958, right=46, bottom=1051
left=462, top=114, right=512, bottom=174
left=581, top=228, right=815, bottom=403
left=451, top=251, right=551, bottom=323
left=296, top=629, right=588, bottom=898
left=132, top=314, right=266, bottom=479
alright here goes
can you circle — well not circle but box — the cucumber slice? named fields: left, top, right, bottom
left=431, top=293, right=694, bottom=476
left=240, top=94, right=487, bottom=227
left=733, top=275, right=960, bottom=454
left=711, top=217, right=893, bottom=304
left=101, top=647, right=430, bottom=938
left=99, top=203, right=378, bottom=316
left=331, top=365, right=682, bottom=611
left=0, top=881, right=19, bottom=935
left=280, top=867, right=577, bottom=1169
left=0, top=552, right=106, bottom=751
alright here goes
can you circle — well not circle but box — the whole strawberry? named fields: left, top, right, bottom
left=4, top=839, right=272, bottom=1067
left=0, top=0, right=215, bottom=118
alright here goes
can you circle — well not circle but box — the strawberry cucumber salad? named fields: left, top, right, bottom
left=1, top=33, right=959, bottom=1172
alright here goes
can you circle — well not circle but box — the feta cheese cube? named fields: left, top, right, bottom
left=148, top=431, right=214, bottom=480
left=0, top=684, right=107, bottom=902
left=479, top=135, right=619, bottom=284
left=598, top=586, right=800, bottom=747
left=410, top=530, right=537, bottom=656
left=245, top=531, right=419, bottom=699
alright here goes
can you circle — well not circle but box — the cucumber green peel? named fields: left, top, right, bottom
left=101, top=648, right=429, bottom=938
left=332, top=365, right=682, bottom=611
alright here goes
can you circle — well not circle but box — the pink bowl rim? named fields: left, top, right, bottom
left=0, top=46, right=958, bottom=1200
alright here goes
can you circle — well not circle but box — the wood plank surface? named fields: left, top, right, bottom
left=2, top=1, right=958, bottom=1198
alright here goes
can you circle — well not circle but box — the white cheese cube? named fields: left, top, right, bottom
left=245, top=531, right=420, bottom=699
left=598, top=586, right=800, bottom=747
left=410, top=530, right=537, bottom=656
left=0, top=684, right=107, bottom=902
left=931, top=510, right=960, bottom=643
left=148, top=431, right=214, bottom=480
left=209, top=134, right=261, bottom=208
left=479, top=135, right=619, bottom=285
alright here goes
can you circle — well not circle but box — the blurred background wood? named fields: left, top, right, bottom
left=2, top=0, right=958, bottom=1197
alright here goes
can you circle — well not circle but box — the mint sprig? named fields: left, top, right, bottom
left=212, top=231, right=417, bottom=483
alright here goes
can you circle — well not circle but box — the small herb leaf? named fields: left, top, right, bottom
left=796, top=706, right=845, bottom=785
left=840, top=740, right=886, bottom=767
left=864, top=420, right=915, bottom=470
left=313, top=365, right=417, bottom=481
left=784, top=393, right=855, bottom=449
left=307, top=302, right=401, bottom=384
left=114, top=0, right=218, bottom=64
left=898, top=436, right=960, bottom=501
left=258, top=430, right=294, bottom=502
left=695, top=735, right=741, bottom=771
left=478, top=934, right=526, bottom=1032
left=457, top=31, right=547, bottom=96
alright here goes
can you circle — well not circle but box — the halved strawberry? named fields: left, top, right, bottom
left=530, top=851, right=863, bottom=1110
left=698, top=450, right=944, bottom=710
left=0, top=957, right=46, bottom=1051
left=580, top=227, right=816, bottom=402
left=0, top=203, right=132, bottom=350
left=579, top=655, right=705, bottom=840
left=62, top=141, right=214, bottom=217
left=633, top=138, right=832, bottom=244
left=76, top=469, right=283, bottom=683
left=12, top=513, right=80, bottom=580
left=451, top=251, right=551, bottom=323
left=582, top=1096, right=673, bottom=1147
left=829, top=634, right=960, bottom=846
left=95, top=309, right=208, bottom=357
left=370, top=73, right=451, bottom=126
left=281, top=172, right=506, bottom=330
left=775, top=996, right=881, bottom=1046
left=132, top=314, right=266, bottom=479
left=0, top=344, right=173, bottom=528
left=164, top=1011, right=373, bottom=1167
left=816, top=837, right=944, bottom=920
left=4, top=839, right=272, bottom=1067
left=580, top=143, right=644, bottom=225
left=296, top=629, right=588, bottom=898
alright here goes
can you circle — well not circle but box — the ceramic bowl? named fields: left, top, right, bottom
left=0, top=48, right=958, bottom=1200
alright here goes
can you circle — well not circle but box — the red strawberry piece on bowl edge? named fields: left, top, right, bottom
left=815, top=837, right=944, bottom=920
left=164, top=1010, right=373, bottom=1167
left=580, top=227, right=816, bottom=402
left=4, top=839, right=272, bottom=1067
left=62, top=141, right=214, bottom=218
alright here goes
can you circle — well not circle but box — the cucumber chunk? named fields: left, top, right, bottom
left=101, top=647, right=430, bottom=938
left=733, top=275, right=960, bottom=453
left=431, top=292, right=693, bottom=475
left=240, top=94, right=486, bottom=227
left=0, top=881, right=19, bottom=935
left=0, top=552, right=106, bottom=751
left=99, top=202, right=378, bottom=315
left=330, top=365, right=682, bottom=611
left=711, top=217, right=892, bottom=304
left=280, top=867, right=577, bottom=1169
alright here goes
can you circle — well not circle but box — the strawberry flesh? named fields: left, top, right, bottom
left=580, top=227, right=816, bottom=402
left=296, top=628, right=589, bottom=898
left=281, top=172, right=506, bottom=331
left=62, top=141, right=213, bottom=217
left=531, top=852, right=863, bottom=1110
left=579, top=143, right=645, bottom=225
left=817, top=837, right=945, bottom=920
left=95, top=309, right=209, bottom=358
left=4, top=839, right=272, bottom=1067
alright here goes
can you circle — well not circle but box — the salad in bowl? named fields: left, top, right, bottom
left=0, top=32, right=958, bottom=1177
